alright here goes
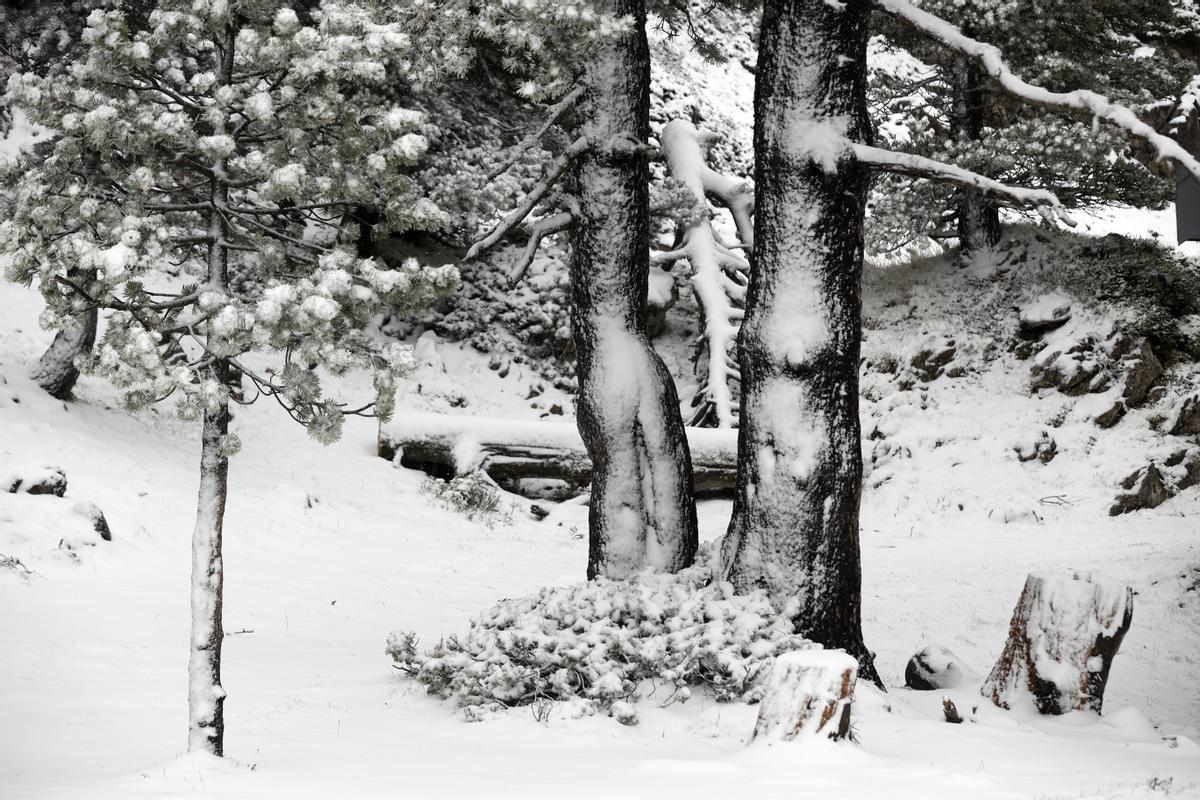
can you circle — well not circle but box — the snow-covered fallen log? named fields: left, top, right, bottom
left=378, top=412, right=738, bottom=496
left=750, top=650, right=858, bottom=742
left=981, top=572, right=1133, bottom=715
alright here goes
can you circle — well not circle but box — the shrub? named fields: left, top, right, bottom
left=421, top=473, right=510, bottom=525
left=385, top=548, right=815, bottom=724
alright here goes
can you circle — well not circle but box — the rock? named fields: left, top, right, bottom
left=1094, top=400, right=1125, bottom=429
left=645, top=268, right=678, bottom=339
left=1029, top=335, right=1108, bottom=396
left=909, top=336, right=957, bottom=382
left=1109, top=463, right=1171, bottom=515
left=1018, top=293, right=1072, bottom=336
left=983, top=572, right=1132, bottom=715
left=1167, top=394, right=1200, bottom=436
left=71, top=501, right=112, bottom=541
left=904, top=644, right=966, bottom=690
left=1014, top=432, right=1057, bottom=464
left=413, top=330, right=444, bottom=371
left=5, top=466, right=67, bottom=497
left=1120, top=339, right=1162, bottom=407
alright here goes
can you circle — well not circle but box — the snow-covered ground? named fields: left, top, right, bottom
left=3, top=210, right=1200, bottom=799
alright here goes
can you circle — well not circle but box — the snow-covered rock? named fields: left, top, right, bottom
left=1018, top=293, right=1073, bottom=335
left=4, top=465, right=67, bottom=497
left=904, top=644, right=967, bottom=691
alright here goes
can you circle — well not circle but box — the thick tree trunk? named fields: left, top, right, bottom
left=571, top=0, right=698, bottom=580
left=950, top=55, right=1001, bottom=255
left=31, top=301, right=97, bottom=399
left=720, top=0, right=881, bottom=686
left=188, top=379, right=229, bottom=756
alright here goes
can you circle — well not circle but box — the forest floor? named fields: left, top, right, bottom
left=2, top=208, right=1200, bottom=799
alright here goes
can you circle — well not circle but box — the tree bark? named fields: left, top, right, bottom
left=570, top=0, right=698, bottom=580
left=950, top=54, right=1001, bottom=255
left=720, top=0, right=881, bottom=686
left=31, top=305, right=97, bottom=400
left=188, top=378, right=229, bottom=756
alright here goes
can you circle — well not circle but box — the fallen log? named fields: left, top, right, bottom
left=378, top=412, right=739, bottom=498
left=981, top=571, right=1133, bottom=715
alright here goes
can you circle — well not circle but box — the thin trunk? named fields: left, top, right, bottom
left=187, top=376, right=229, bottom=756
left=571, top=0, right=698, bottom=580
left=721, top=0, right=881, bottom=686
left=950, top=54, right=1001, bottom=254
left=31, top=304, right=97, bottom=399
left=188, top=19, right=235, bottom=756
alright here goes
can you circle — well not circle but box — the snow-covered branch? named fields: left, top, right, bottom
left=487, top=85, right=585, bottom=182
left=874, top=0, right=1200, bottom=182
left=660, top=119, right=751, bottom=429
left=465, top=135, right=589, bottom=262
left=507, top=208, right=575, bottom=287
left=853, top=143, right=1074, bottom=224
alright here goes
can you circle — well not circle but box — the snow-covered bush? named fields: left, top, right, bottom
left=421, top=473, right=510, bottom=525
left=386, top=548, right=815, bottom=724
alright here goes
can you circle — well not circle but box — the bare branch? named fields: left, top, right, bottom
left=507, top=211, right=575, bottom=287
left=465, top=136, right=589, bottom=262
left=487, top=86, right=585, bottom=181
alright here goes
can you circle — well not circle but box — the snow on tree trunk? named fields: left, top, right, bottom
left=188, top=376, right=229, bottom=756
left=950, top=55, right=1000, bottom=255
left=570, top=0, right=698, bottom=580
left=751, top=649, right=857, bottom=742
left=30, top=304, right=97, bottom=400
left=660, top=119, right=752, bottom=429
left=982, top=572, right=1133, bottom=715
left=720, top=0, right=881, bottom=686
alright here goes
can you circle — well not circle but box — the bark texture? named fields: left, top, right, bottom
left=721, top=0, right=881, bottom=686
left=751, top=650, right=857, bottom=742
left=188, top=382, right=229, bottom=756
left=950, top=55, right=1001, bottom=255
left=570, top=0, right=698, bottom=580
left=982, top=571, right=1133, bottom=715
left=31, top=304, right=97, bottom=400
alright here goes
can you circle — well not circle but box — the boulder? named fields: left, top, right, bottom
left=1109, top=463, right=1171, bottom=515
left=1167, top=394, right=1200, bottom=436
left=1017, top=293, right=1072, bottom=337
left=905, top=644, right=966, bottom=691
left=5, top=466, right=67, bottom=497
left=1029, top=335, right=1108, bottom=396
left=1014, top=432, right=1057, bottom=464
left=71, top=501, right=112, bottom=541
left=909, top=336, right=957, bottom=382
left=1120, top=339, right=1162, bottom=407
left=1094, top=400, right=1125, bottom=429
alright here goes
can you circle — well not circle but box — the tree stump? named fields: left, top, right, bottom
left=751, top=650, right=857, bottom=742
left=982, top=572, right=1133, bottom=715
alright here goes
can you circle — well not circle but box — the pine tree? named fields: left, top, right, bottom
left=1, top=0, right=458, bottom=755
left=868, top=0, right=1197, bottom=259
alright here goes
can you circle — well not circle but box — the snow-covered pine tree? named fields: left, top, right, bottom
left=868, top=0, right=1196, bottom=259
left=1, top=0, right=458, bottom=755
left=464, top=0, right=701, bottom=579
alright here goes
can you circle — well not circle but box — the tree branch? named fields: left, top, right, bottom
left=874, top=0, right=1200, bottom=181
left=487, top=85, right=584, bottom=181
left=465, top=136, right=589, bottom=262
left=507, top=211, right=575, bottom=287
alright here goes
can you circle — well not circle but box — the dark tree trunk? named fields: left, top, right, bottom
left=188, top=375, right=229, bottom=756
left=720, top=0, right=881, bottom=686
left=570, top=0, right=698, bottom=580
left=31, top=304, right=97, bottom=400
left=950, top=55, right=1001, bottom=255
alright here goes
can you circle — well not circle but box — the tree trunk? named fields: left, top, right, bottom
left=950, top=55, right=1001, bottom=255
left=188, top=375, right=229, bottom=756
left=720, top=0, right=881, bottom=686
left=570, top=0, right=698, bottom=580
left=31, top=304, right=97, bottom=400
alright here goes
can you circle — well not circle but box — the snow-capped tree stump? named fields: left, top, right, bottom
left=982, top=572, right=1133, bottom=715
left=750, top=650, right=857, bottom=742
left=378, top=412, right=738, bottom=497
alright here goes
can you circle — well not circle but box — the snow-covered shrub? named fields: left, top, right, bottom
left=386, top=548, right=815, bottom=724
left=421, top=473, right=510, bottom=525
